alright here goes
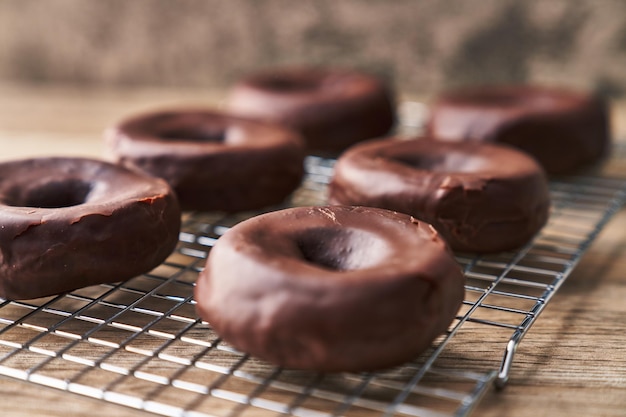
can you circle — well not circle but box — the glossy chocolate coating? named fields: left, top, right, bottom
left=0, top=157, right=181, bottom=300
left=425, top=85, right=610, bottom=174
left=195, top=205, right=464, bottom=372
left=105, top=109, right=306, bottom=212
left=226, top=67, right=395, bottom=154
left=329, top=138, right=550, bottom=253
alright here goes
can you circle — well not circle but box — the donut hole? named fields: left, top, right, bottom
left=159, top=127, right=225, bottom=143
left=295, top=227, right=390, bottom=271
left=13, top=179, right=92, bottom=208
left=392, top=151, right=491, bottom=173
left=451, top=89, right=559, bottom=109
left=260, top=77, right=320, bottom=92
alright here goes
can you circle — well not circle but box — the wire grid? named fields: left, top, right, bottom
left=0, top=155, right=625, bottom=417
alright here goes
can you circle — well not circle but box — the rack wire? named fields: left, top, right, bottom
left=1, top=148, right=625, bottom=417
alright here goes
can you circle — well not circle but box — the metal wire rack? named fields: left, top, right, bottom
left=1, top=149, right=625, bottom=417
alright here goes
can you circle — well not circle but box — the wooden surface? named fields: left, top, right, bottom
left=0, top=83, right=625, bottom=417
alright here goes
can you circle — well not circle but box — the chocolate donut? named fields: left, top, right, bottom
left=0, top=157, right=181, bottom=300
left=329, top=138, right=550, bottom=253
left=226, top=67, right=395, bottom=153
left=425, top=85, right=610, bottom=174
left=195, top=205, right=464, bottom=372
left=105, top=109, right=306, bottom=212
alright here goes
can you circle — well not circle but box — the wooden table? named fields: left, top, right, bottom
left=0, top=83, right=624, bottom=417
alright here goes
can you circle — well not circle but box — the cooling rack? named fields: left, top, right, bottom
left=1, top=150, right=625, bottom=417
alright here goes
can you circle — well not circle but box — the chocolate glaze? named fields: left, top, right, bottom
left=195, top=205, right=464, bottom=372
left=329, top=138, right=551, bottom=253
left=425, top=85, right=610, bottom=174
left=0, top=157, right=181, bottom=300
left=226, top=67, right=396, bottom=154
left=105, top=109, right=306, bottom=212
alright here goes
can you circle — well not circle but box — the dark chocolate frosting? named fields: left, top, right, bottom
left=226, top=67, right=396, bottom=154
left=195, top=205, right=464, bottom=372
left=105, top=109, right=306, bottom=212
left=0, top=157, right=181, bottom=300
left=329, top=138, right=551, bottom=253
left=425, top=85, right=610, bottom=174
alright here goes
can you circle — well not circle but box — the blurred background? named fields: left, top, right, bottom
left=1, top=0, right=626, bottom=99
